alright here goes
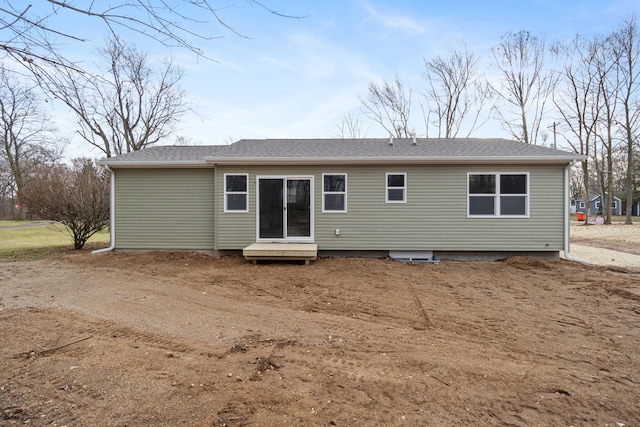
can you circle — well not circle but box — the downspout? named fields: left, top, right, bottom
left=563, top=162, right=591, bottom=264
left=93, top=165, right=116, bottom=254
left=213, top=166, right=218, bottom=251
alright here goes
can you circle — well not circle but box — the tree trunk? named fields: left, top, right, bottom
left=605, top=150, right=613, bottom=224
left=581, top=160, right=592, bottom=224
left=625, top=130, right=634, bottom=224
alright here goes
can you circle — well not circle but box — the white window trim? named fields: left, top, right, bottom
left=595, top=201, right=601, bottom=209
left=467, top=172, right=530, bottom=218
left=224, top=173, right=249, bottom=213
left=386, top=172, right=407, bottom=203
left=322, top=173, right=347, bottom=213
left=255, top=175, right=315, bottom=243
left=579, top=201, right=585, bottom=209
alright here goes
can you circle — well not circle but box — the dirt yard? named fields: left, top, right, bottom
left=1, top=224, right=639, bottom=426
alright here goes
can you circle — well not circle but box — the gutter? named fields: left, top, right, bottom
left=93, top=165, right=116, bottom=254
left=202, top=155, right=584, bottom=166
left=563, top=162, right=591, bottom=264
left=97, top=157, right=582, bottom=168
left=96, top=160, right=209, bottom=168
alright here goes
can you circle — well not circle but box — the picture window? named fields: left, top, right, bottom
left=468, top=173, right=528, bottom=217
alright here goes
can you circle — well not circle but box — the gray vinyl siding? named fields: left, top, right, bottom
left=215, top=164, right=566, bottom=251
left=114, top=168, right=215, bottom=249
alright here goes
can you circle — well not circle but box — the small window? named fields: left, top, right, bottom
left=386, top=173, right=406, bottom=203
left=322, top=174, right=347, bottom=212
left=579, top=201, right=585, bottom=209
left=468, top=174, right=496, bottom=215
left=224, top=174, right=248, bottom=212
left=468, top=173, right=528, bottom=217
left=595, top=201, right=601, bottom=209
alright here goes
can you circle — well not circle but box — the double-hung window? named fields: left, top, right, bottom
left=386, top=173, right=406, bottom=203
left=468, top=173, right=528, bottom=217
left=322, top=173, right=347, bottom=212
left=224, top=174, right=248, bottom=212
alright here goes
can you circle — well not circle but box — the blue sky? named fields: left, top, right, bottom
left=36, top=0, right=640, bottom=156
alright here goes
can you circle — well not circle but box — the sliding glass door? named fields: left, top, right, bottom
left=258, top=177, right=313, bottom=241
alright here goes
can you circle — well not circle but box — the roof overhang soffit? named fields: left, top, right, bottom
left=96, top=161, right=211, bottom=168
left=203, top=156, right=583, bottom=166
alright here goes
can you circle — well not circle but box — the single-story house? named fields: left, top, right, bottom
left=569, top=199, right=577, bottom=214
left=575, top=193, right=622, bottom=216
left=96, top=138, right=584, bottom=261
left=622, top=198, right=640, bottom=216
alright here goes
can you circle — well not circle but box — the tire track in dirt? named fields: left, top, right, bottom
left=1, top=307, right=235, bottom=425
left=2, top=251, right=640, bottom=425
left=5, top=307, right=203, bottom=356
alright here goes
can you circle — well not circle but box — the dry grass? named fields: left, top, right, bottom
left=0, top=221, right=109, bottom=261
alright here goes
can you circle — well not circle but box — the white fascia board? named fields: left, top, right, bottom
left=97, top=160, right=210, bottom=168
left=203, top=155, right=583, bottom=165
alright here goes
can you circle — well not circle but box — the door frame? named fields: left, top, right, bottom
left=256, top=175, right=314, bottom=243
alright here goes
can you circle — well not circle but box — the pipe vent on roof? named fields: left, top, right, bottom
left=389, top=136, right=393, bottom=146
left=412, top=134, right=417, bottom=145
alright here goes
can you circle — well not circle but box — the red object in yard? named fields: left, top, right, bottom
left=576, top=212, right=585, bottom=221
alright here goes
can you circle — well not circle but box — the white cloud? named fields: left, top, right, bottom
left=287, top=32, right=378, bottom=81
left=258, top=56, right=297, bottom=71
left=357, top=0, right=428, bottom=36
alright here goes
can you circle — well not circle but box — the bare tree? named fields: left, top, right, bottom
left=423, top=45, right=491, bottom=138
left=360, top=74, right=413, bottom=138
left=553, top=34, right=604, bottom=223
left=611, top=14, right=640, bottom=225
left=39, top=37, right=187, bottom=157
left=1, top=1, right=303, bottom=73
left=611, top=147, right=632, bottom=193
left=593, top=33, right=621, bottom=224
left=491, top=31, right=556, bottom=145
left=21, top=159, right=110, bottom=249
left=333, top=112, right=366, bottom=139
left=0, top=66, right=57, bottom=219
left=569, top=163, right=584, bottom=200
left=632, top=149, right=640, bottom=208
left=0, top=157, right=14, bottom=218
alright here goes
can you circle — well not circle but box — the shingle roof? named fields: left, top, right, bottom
left=98, top=145, right=221, bottom=163
left=99, top=138, right=583, bottom=167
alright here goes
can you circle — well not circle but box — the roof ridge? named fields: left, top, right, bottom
left=99, top=138, right=584, bottom=167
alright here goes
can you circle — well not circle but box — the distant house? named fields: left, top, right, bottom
left=97, top=138, right=583, bottom=261
left=575, top=193, right=622, bottom=216
left=621, top=197, right=640, bottom=216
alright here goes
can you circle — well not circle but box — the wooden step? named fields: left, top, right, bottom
left=243, top=243, right=318, bottom=264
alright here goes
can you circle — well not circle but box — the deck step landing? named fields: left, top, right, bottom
left=243, top=243, right=318, bottom=264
